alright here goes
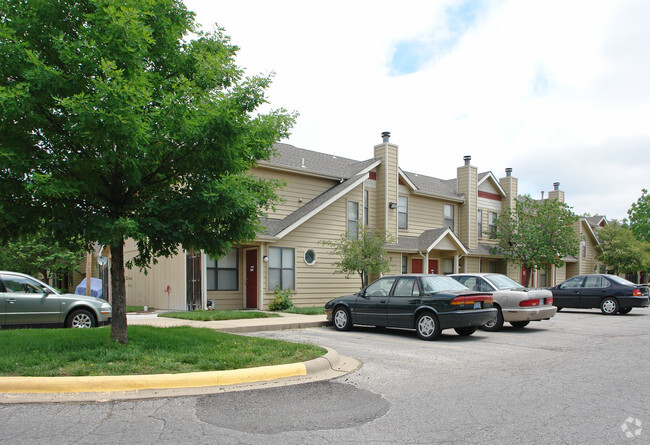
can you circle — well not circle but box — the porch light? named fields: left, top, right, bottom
left=389, top=202, right=397, bottom=209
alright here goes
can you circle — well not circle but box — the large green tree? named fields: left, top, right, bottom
left=321, top=228, right=394, bottom=288
left=628, top=189, right=650, bottom=243
left=491, top=196, right=579, bottom=287
left=596, top=222, right=650, bottom=275
left=0, top=0, right=295, bottom=343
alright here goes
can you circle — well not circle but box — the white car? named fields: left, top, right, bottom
left=450, top=273, right=556, bottom=331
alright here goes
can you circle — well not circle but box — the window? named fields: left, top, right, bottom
left=304, top=249, right=316, bottom=265
left=489, top=212, right=498, bottom=239
left=268, top=247, right=295, bottom=290
left=539, top=269, right=547, bottom=287
left=398, top=196, right=408, bottom=229
left=581, top=240, right=587, bottom=258
left=444, top=204, right=454, bottom=231
left=477, top=210, right=483, bottom=239
left=559, top=276, right=584, bottom=289
left=364, top=277, right=397, bottom=296
left=393, top=277, right=420, bottom=296
left=443, top=258, right=454, bottom=274
left=401, top=256, right=408, bottom=274
left=583, top=276, right=608, bottom=288
left=207, top=249, right=238, bottom=291
left=348, top=201, right=359, bottom=240
left=363, top=190, right=369, bottom=226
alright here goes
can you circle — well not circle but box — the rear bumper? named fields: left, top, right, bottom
left=503, top=306, right=557, bottom=322
left=618, top=297, right=650, bottom=308
left=439, top=308, right=498, bottom=330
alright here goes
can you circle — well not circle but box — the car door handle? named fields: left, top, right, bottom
left=7, top=299, right=16, bottom=303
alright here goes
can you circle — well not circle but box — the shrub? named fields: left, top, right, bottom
left=269, top=287, right=294, bottom=311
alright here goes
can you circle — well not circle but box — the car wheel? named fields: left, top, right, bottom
left=618, top=307, right=633, bottom=315
left=480, top=307, right=504, bottom=332
left=510, top=320, right=530, bottom=329
left=415, top=311, right=441, bottom=340
left=555, top=307, right=562, bottom=312
left=67, top=309, right=96, bottom=328
left=454, top=326, right=477, bottom=336
left=332, top=306, right=352, bottom=331
left=600, top=297, right=619, bottom=315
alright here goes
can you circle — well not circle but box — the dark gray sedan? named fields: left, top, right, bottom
left=548, top=274, right=649, bottom=315
left=0, top=271, right=112, bottom=328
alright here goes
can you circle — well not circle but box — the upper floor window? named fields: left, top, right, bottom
left=477, top=210, right=483, bottom=239
left=207, top=249, right=238, bottom=291
left=398, top=196, right=408, bottom=229
left=489, top=212, right=498, bottom=239
left=444, top=204, right=454, bottom=231
left=268, top=247, right=295, bottom=290
left=348, top=201, right=359, bottom=240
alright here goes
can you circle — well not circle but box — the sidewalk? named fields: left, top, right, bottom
left=126, top=310, right=330, bottom=333
left=0, top=311, right=359, bottom=403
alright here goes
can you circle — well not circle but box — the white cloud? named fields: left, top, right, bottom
left=185, top=0, right=650, bottom=221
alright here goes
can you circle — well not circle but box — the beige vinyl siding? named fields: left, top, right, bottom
left=457, top=165, right=478, bottom=250
left=398, top=192, right=447, bottom=236
left=463, top=257, right=481, bottom=273
left=124, top=239, right=187, bottom=310
left=206, top=249, right=246, bottom=311
left=364, top=179, right=377, bottom=230
left=261, top=189, right=365, bottom=308
left=252, top=167, right=338, bottom=218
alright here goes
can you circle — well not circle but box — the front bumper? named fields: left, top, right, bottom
left=503, top=306, right=557, bottom=322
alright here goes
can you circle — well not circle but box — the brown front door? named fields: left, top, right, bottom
left=186, top=251, right=201, bottom=311
left=428, top=259, right=438, bottom=274
left=411, top=258, right=423, bottom=274
left=245, top=249, right=258, bottom=309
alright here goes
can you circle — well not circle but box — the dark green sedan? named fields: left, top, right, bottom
left=325, top=274, right=497, bottom=340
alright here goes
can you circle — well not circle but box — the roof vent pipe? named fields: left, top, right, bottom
left=381, top=131, right=391, bottom=143
left=505, top=168, right=512, bottom=177
left=541, top=191, right=545, bottom=199
left=463, top=155, right=471, bottom=166
left=301, top=158, right=305, bottom=168
left=553, top=182, right=560, bottom=191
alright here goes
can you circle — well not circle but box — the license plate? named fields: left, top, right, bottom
left=473, top=302, right=481, bottom=309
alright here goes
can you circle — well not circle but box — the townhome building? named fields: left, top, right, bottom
left=123, top=133, right=594, bottom=310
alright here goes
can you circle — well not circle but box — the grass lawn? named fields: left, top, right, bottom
left=0, top=326, right=325, bottom=377
left=159, top=310, right=282, bottom=321
left=282, top=307, right=326, bottom=315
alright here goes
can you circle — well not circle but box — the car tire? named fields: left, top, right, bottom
left=600, top=297, right=619, bottom=315
left=67, top=309, right=96, bottom=328
left=510, top=320, right=530, bottom=329
left=618, top=307, right=633, bottom=315
left=332, top=306, right=352, bottom=331
left=454, top=326, right=477, bottom=336
left=555, top=307, right=562, bottom=312
left=480, top=307, right=504, bottom=332
left=415, top=311, right=441, bottom=340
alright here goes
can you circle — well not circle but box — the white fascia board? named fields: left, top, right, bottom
left=582, top=219, right=601, bottom=245
left=411, top=190, right=465, bottom=203
left=397, top=169, right=417, bottom=191
left=256, top=162, right=350, bottom=182
left=274, top=160, right=381, bottom=240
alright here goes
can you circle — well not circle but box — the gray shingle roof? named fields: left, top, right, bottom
left=401, top=172, right=462, bottom=200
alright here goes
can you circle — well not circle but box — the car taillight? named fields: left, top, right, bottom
left=451, top=295, right=493, bottom=306
left=545, top=297, right=553, bottom=305
left=520, top=299, right=540, bottom=307
left=633, top=289, right=642, bottom=297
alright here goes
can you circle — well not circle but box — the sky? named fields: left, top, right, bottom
left=185, top=0, right=650, bottom=222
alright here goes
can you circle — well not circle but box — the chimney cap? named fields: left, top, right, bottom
left=463, top=155, right=471, bottom=166
left=553, top=182, right=560, bottom=190
left=505, top=167, right=512, bottom=177
left=381, top=131, right=391, bottom=143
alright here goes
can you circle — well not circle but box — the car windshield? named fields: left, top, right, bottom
left=421, top=275, right=468, bottom=293
left=607, top=275, right=636, bottom=286
left=486, top=274, right=524, bottom=290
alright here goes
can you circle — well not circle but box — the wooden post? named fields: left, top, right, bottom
left=85, top=251, right=92, bottom=296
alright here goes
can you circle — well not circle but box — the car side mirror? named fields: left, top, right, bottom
left=43, top=288, right=54, bottom=295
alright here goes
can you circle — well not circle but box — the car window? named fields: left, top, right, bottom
left=608, top=275, right=635, bottom=286
left=1, top=274, right=49, bottom=294
left=477, top=278, right=493, bottom=292
left=486, top=274, right=522, bottom=290
left=457, top=276, right=477, bottom=290
left=393, top=277, right=419, bottom=296
left=365, top=277, right=397, bottom=297
left=559, top=276, right=584, bottom=289
left=421, top=275, right=467, bottom=293
left=583, top=276, right=609, bottom=288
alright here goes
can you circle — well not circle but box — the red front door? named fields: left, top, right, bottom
left=428, top=259, right=438, bottom=274
left=245, top=250, right=258, bottom=308
left=411, top=258, right=423, bottom=274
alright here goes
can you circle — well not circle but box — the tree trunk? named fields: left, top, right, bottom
left=109, top=237, right=128, bottom=344
left=522, top=266, right=532, bottom=288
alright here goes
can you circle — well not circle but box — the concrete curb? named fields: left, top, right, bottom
left=0, top=348, right=344, bottom=396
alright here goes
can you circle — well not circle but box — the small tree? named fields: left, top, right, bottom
left=628, top=189, right=650, bottom=243
left=322, top=228, right=394, bottom=288
left=596, top=222, right=650, bottom=275
left=491, top=196, right=579, bottom=287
